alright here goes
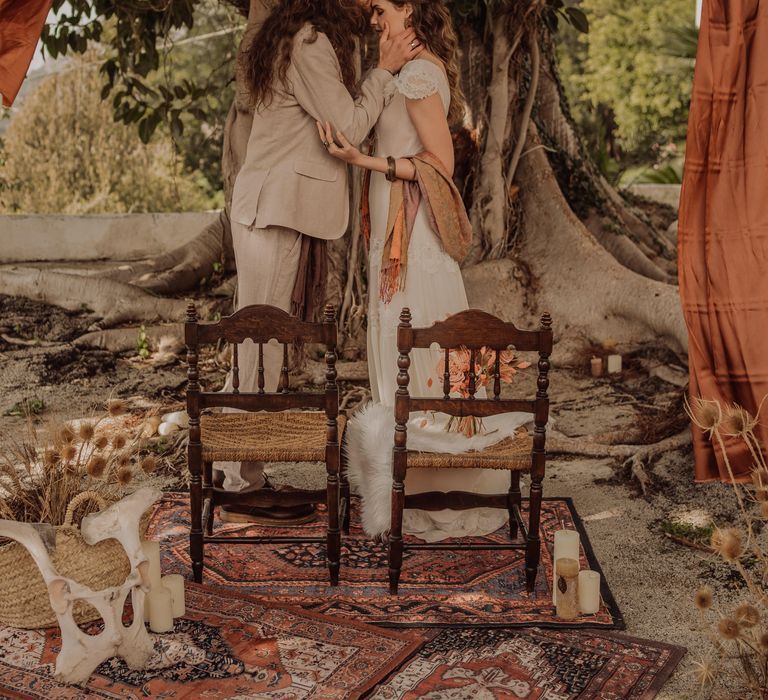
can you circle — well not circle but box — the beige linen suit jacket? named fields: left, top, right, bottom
left=231, top=24, right=392, bottom=240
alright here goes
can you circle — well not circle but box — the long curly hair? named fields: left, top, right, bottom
left=388, top=0, right=465, bottom=124
left=245, top=0, right=368, bottom=109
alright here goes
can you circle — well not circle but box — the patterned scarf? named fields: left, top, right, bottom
left=361, top=151, right=472, bottom=303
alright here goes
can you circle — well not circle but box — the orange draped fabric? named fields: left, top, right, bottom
left=678, top=0, right=768, bottom=482
left=0, top=0, right=52, bottom=107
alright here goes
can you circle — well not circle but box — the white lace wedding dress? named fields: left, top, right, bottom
left=347, top=60, right=532, bottom=542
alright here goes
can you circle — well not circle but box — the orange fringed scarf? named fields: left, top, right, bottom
left=361, top=151, right=472, bottom=303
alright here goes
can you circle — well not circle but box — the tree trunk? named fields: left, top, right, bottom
left=13, top=3, right=688, bottom=365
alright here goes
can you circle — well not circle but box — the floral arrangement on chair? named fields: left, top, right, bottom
left=428, top=347, right=531, bottom=437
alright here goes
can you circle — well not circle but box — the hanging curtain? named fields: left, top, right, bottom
left=678, top=0, right=768, bottom=482
left=0, top=0, right=53, bottom=108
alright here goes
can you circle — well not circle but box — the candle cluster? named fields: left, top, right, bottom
left=140, top=541, right=186, bottom=633
left=552, top=529, right=601, bottom=619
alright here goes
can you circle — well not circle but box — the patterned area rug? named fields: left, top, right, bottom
left=0, top=584, right=422, bottom=699
left=149, top=495, right=623, bottom=628
left=369, top=627, right=686, bottom=699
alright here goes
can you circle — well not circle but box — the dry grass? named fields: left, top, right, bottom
left=0, top=399, right=160, bottom=526
left=687, top=396, right=768, bottom=698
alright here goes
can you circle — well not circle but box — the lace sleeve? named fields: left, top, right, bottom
left=394, top=60, right=444, bottom=100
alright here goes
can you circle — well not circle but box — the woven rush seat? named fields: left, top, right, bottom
left=201, top=411, right=347, bottom=463
left=407, top=429, right=533, bottom=471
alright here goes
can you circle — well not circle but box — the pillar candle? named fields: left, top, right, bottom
left=578, top=570, right=601, bottom=614
left=162, top=574, right=186, bottom=618
left=590, top=357, right=603, bottom=377
left=147, top=586, right=174, bottom=633
left=555, top=558, right=580, bottom=620
left=141, top=540, right=162, bottom=622
left=552, top=530, right=580, bottom=604
left=606, top=354, right=622, bottom=374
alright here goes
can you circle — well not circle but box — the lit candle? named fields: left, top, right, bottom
left=606, top=354, right=622, bottom=374
left=590, top=357, right=603, bottom=377
left=147, top=586, right=174, bottom=633
left=552, top=530, right=580, bottom=604
left=162, top=574, right=186, bottom=618
left=578, top=570, right=601, bottom=614
left=141, top=540, right=162, bottom=622
left=555, top=558, right=580, bottom=620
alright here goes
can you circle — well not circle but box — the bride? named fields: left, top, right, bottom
left=318, top=0, right=531, bottom=542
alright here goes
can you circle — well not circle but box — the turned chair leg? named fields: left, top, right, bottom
left=189, top=451, right=204, bottom=584
left=326, top=449, right=341, bottom=587
left=203, top=461, right=214, bottom=536
left=525, top=472, right=544, bottom=593
left=388, top=459, right=406, bottom=595
left=508, top=471, right=522, bottom=540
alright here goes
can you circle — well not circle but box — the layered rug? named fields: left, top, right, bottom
left=0, top=584, right=422, bottom=699
left=149, top=495, right=624, bottom=629
left=369, top=627, right=686, bottom=699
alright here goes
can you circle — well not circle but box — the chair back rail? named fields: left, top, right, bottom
left=185, top=303, right=339, bottom=419
left=399, top=309, right=551, bottom=354
left=186, top=304, right=336, bottom=347
left=394, top=308, right=553, bottom=423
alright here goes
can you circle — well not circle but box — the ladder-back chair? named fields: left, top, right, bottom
left=185, top=303, right=345, bottom=585
left=388, top=308, right=553, bottom=594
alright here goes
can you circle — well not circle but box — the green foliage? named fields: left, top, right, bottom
left=41, top=0, right=242, bottom=197
left=0, top=58, right=214, bottom=214
left=136, top=325, right=151, bottom=359
left=558, top=0, right=696, bottom=155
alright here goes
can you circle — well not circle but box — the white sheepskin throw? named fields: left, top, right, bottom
left=344, top=402, right=534, bottom=539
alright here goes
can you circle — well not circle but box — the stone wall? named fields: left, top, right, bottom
left=0, top=212, right=219, bottom=263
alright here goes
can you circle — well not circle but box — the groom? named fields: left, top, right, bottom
left=217, top=0, right=422, bottom=524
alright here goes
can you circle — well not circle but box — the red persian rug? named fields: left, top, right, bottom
left=148, top=495, right=623, bottom=628
left=370, top=627, right=685, bottom=699
left=0, top=584, right=422, bottom=699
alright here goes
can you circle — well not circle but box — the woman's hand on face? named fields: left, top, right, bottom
left=316, top=121, right=361, bottom=166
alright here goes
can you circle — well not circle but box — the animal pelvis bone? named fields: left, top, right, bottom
left=0, top=487, right=163, bottom=684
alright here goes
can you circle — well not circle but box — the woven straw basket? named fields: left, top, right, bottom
left=0, top=491, right=151, bottom=630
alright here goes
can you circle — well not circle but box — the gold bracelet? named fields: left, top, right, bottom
left=385, top=156, right=397, bottom=182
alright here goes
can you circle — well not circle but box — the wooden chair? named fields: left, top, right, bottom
left=388, top=308, right=553, bottom=595
left=185, top=302, right=346, bottom=586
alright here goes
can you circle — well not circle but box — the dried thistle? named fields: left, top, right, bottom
left=695, top=587, right=714, bottom=610
left=718, top=617, right=741, bottom=640
left=93, top=435, right=109, bottom=450
left=107, top=399, right=128, bottom=417
left=78, top=422, right=95, bottom=442
left=60, top=444, right=77, bottom=462
left=58, top=425, right=76, bottom=445
left=43, top=448, right=59, bottom=468
left=735, top=603, right=760, bottom=628
left=116, top=466, right=133, bottom=486
left=692, top=658, right=717, bottom=689
left=86, top=455, right=107, bottom=479
left=711, top=528, right=744, bottom=562
left=112, top=433, right=128, bottom=450
left=686, top=396, right=722, bottom=436
left=721, top=405, right=756, bottom=438
left=760, top=502, right=768, bottom=520
left=140, top=455, right=157, bottom=474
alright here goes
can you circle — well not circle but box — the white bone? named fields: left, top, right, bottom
left=0, top=487, right=163, bottom=684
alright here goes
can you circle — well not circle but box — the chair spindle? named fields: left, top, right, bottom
left=231, top=343, right=239, bottom=394
left=494, top=349, right=501, bottom=399
left=443, top=348, right=450, bottom=398
left=280, top=343, right=290, bottom=392
left=257, top=343, right=265, bottom=393
left=468, top=348, right=476, bottom=398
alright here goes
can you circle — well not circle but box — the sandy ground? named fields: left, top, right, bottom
left=0, top=293, right=749, bottom=700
